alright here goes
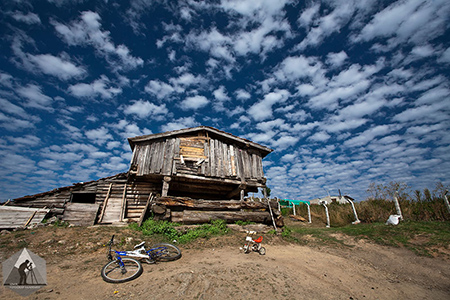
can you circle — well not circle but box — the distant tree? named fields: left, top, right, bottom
left=262, top=186, right=271, bottom=198
left=423, top=188, right=432, bottom=202
left=414, top=190, right=422, bottom=202
left=367, top=181, right=410, bottom=201
left=432, top=181, right=449, bottom=199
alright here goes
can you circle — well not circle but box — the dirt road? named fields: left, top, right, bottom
left=1, top=228, right=449, bottom=300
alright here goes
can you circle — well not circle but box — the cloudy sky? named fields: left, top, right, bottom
left=1, top=0, right=449, bottom=202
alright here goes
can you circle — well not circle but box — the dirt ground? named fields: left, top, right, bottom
left=1, top=225, right=449, bottom=300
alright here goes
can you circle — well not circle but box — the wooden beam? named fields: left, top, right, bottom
left=24, top=211, right=37, bottom=227
left=98, top=183, right=112, bottom=223
left=162, top=176, right=171, bottom=197
left=120, top=183, right=127, bottom=222
left=171, top=210, right=273, bottom=225
left=138, top=193, right=154, bottom=227
left=226, top=184, right=246, bottom=199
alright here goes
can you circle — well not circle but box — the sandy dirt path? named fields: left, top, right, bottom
left=2, top=235, right=449, bottom=300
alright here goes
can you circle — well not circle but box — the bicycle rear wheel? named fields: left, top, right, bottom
left=101, top=257, right=143, bottom=283
left=151, top=243, right=182, bottom=261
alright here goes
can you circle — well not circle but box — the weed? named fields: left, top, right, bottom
left=131, top=218, right=229, bottom=243
left=234, top=220, right=255, bottom=226
left=283, top=221, right=450, bottom=256
left=53, top=220, right=69, bottom=228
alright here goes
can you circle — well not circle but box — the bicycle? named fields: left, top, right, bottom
left=242, top=231, right=266, bottom=255
left=101, top=235, right=182, bottom=283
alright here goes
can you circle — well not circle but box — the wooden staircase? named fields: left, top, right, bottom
left=98, top=183, right=127, bottom=224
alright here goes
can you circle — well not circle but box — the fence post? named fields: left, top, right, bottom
left=306, top=202, right=311, bottom=223
left=444, top=191, right=450, bottom=214
left=345, top=197, right=360, bottom=224
left=321, top=201, right=330, bottom=228
left=393, top=191, right=403, bottom=220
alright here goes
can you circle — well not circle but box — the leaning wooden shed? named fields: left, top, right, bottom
left=7, top=126, right=279, bottom=227
left=127, top=126, right=273, bottom=200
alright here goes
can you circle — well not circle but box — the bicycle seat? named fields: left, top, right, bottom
left=254, top=236, right=263, bottom=243
left=134, top=241, right=145, bottom=249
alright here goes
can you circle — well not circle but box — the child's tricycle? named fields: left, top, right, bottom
left=242, top=231, right=266, bottom=255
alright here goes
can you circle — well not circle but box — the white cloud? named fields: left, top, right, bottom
left=7, top=135, right=41, bottom=147
left=53, top=11, right=143, bottom=71
left=235, top=89, right=251, bottom=101
left=353, top=0, right=450, bottom=49
left=308, top=80, right=370, bottom=111
left=28, top=54, right=86, bottom=80
left=410, top=44, right=434, bottom=57
left=212, top=86, right=231, bottom=112
left=17, top=84, right=54, bottom=111
left=169, top=73, right=207, bottom=91
left=437, top=47, right=450, bottom=64
left=69, top=76, right=122, bottom=99
left=180, top=95, right=209, bottom=110
left=160, top=116, right=200, bottom=132
left=275, top=55, right=323, bottom=82
left=113, top=120, right=152, bottom=139
left=308, top=131, right=331, bottom=142
left=123, top=99, right=169, bottom=118
left=344, top=125, right=393, bottom=148
left=298, top=3, right=320, bottom=28
left=248, top=90, right=290, bottom=121
left=271, top=134, right=299, bottom=149
left=11, top=11, right=41, bottom=24
left=326, top=51, right=348, bottom=68
left=0, top=98, right=29, bottom=118
left=297, top=2, right=355, bottom=50
left=85, top=127, right=113, bottom=145
left=144, top=80, right=175, bottom=100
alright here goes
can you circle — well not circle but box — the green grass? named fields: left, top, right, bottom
left=130, top=218, right=229, bottom=244
left=283, top=221, right=450, bottom=256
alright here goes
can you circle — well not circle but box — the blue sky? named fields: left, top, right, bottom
left=1, top=0, right=449, bottom=202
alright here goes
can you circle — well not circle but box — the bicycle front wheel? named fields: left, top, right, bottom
left=151, top=243, right=182, bottom=261
left=101, top=258, right=143, bottom=283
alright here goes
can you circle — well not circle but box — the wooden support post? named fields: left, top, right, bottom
left=138, top=193, right=154, bottom=227
left=24, top=211, right=37, bottom=227
left=120, top=183, right=127, bottom=222
left=227, top=183, right=246, bottom=199
left=162, top=176, right=171, bottom=197
left=263, top=187, right=277, bottom=232
left=98, top=183, right=112, bottom=223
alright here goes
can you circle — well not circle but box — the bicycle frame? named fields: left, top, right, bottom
left=107, top=235, right=173, bottom=262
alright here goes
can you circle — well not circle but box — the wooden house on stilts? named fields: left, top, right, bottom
left=5, top=126, right=282, bottom=228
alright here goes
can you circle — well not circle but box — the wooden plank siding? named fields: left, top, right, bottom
left=0, top=206, right=49, bottom=229
left=130, top=133, right=266, bottom=183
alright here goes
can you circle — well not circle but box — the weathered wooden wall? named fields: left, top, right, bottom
left=130, top=135, right=265, bottom=182
left=0, top=206, right=49, bottom=229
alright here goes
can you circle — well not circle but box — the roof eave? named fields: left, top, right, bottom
left=128, top=126, right=274, bottom=156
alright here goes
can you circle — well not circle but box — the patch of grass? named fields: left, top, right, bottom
left=131, top=218, right=229, bottom=244
left=234, top=220, right=255, bottom=226
left=53, top=220, right=69, bottom=228
left=283, top=221, right=450, bottom=256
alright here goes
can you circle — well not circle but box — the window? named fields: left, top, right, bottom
left=71, top=193, right=96, bottom=203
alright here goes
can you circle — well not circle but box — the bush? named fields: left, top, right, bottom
left=131, top=218, right=229, bottom=243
